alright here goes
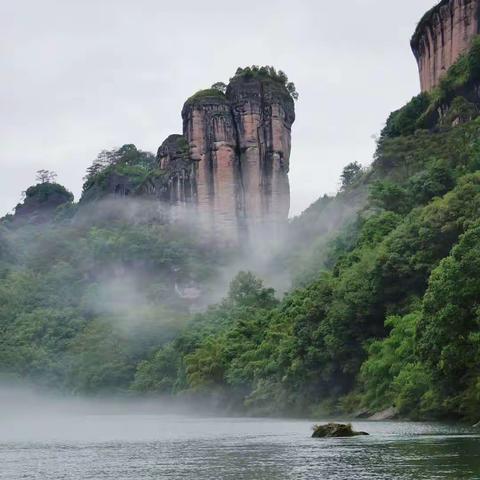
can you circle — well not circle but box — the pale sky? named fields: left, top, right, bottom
left=1, top=0, right=436, bottom=216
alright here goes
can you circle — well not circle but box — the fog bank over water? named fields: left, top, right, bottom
left=1, top=383, right=479, bottom=480
left=0, top=383, right=219, bottom=442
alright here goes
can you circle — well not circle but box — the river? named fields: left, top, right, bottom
left=0, top=413, right=479, bottom=479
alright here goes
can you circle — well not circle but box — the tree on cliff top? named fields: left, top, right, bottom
left=36, top=169, right=57, bottom=184
left=82, top=145, right=156, bottom=190
left=211, top=82, right=227, bottom=94
left=232, top=65, right=299, bottom=101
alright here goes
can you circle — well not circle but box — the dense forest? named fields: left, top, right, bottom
left=2, top=50, right=480, bottom=423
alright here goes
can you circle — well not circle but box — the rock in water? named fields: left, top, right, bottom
left=311, top=423, right=369, bottom=438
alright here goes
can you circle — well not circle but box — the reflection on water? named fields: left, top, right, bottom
left=0, top=415, right=479, bottom=479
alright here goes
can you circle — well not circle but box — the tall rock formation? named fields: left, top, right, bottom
left=412, top=0, right=480, bottom=92
left=159, top=69, right=296, bottom=243
left=181, top=91, right=241, bottom=238
left=227, top=76, right=294, bottom=232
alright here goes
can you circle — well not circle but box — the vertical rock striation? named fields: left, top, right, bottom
left=156, top=134, right=194, bottom=206
left=158, top=73, right=295, bottom=243
left=181, top=91, right=240, bottom=239
left=412, top=0, right=480, bottom=92
left=226, top=76, right=294, bottom=234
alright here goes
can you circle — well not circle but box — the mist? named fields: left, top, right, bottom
left=0, top=383, right=234, bottom=443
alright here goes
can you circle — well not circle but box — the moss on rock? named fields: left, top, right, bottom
left=311, top=423, right=369, bottom=438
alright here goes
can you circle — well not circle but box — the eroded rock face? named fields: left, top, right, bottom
left=226, top=77, right=294, bottom=234
left=181, top=94, right=240, bottom=239
left=155, top=134, right=194, bottom=206
left=160, top=77, right=295, bottom=243
left=412, top=0, right=480, bottom=92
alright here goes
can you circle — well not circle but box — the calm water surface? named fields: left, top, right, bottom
left=0, top=414, right=479, bottom=479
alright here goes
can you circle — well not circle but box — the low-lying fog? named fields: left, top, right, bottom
left=0, top=384, right=226, bottom=443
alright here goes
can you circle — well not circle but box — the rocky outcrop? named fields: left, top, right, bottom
left=227, top=76, right=294, bottom=233
left=13, top=183, right=73, bottom=224
left=412, top=0, right=480, bottom=92
left=155, top=134, right=194, bottom=205
left=368, top=406, right=398, bottom=421
left=159, top=72, right=295, bottom=242
left=312, top=423, right=369, bottom=438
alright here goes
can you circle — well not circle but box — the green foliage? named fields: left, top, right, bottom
left=440, top=96, right=478, bottom=127
left=433, top=37, right=480, bottom=106
left=384, top=36, right=480, bottom=140
left=184, top=88, right=226, bottom=107
left=417, top=222, right=480, bottom=418
left=4, top=55, right=480, bottom=423
left=340, top=162, right=363, bottom=190
left=131, top=271, right=279, bottom=401
left=369, top=181, right=410, bottom=214
left=176, top=136, right=189, bottom=152
left=0, top=208, right=222, bottom=393
left=23, top=183, right=74, bottom=204
left=210, top=82, right=227, bottom=94
left=226, top=271, right=276, bottom=309
left=381, top=93, right=430, bottom=139
left=134, top=122, right=480, bottom=418
left=231, top=65, right=299, bottom=100
left=359, top=312, right=440, bottom=418
left=407, top=160, right=455, bottom=205
left=35, top=169, right=57, bottom=184
left=81, top=144, right=157, bottom=201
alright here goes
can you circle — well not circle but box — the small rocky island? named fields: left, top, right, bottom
left=312, top=423, right=369, bottom=438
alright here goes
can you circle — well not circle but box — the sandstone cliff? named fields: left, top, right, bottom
left=156, top=134, right=194, bottom=206
left=181, top=90, right=240, bottom=238
left=227, top=75, right=294, bottom=233
left=79, top=68, right=296, bottom=243
left=159, top=68, right=296, bottom=242
left=412, top=0, right=480, bottom=92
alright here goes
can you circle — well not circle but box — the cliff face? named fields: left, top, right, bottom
left=156, top=134, right=194, bottom=206
left=227, top=77, right=294, bottom=232
left=181, top=93, right=240, bottom=238
left=159, top=74, right=295, bottom=242
left=412, top=0, right=480, bottom=92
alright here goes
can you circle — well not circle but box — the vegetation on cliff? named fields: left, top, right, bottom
left=2, top=55, right=480, bottom=422
left=230, top=65, right=299, bottom=100
left=183, top=88, right=227, bottom=108
left=81, top=144, right=160, bottom=202
left=131, top=104, right=480, bottom=420
left=384, top=36, right=480, bottom=140
left=0, top=201, right=227, bottom=393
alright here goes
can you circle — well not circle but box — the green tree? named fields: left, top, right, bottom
left=417, top=222, right=480, bottom=417
left=340, top=162, right=363, bottom=190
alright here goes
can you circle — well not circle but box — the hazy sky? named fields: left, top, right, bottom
left=1, top=0, right=435, bottom=216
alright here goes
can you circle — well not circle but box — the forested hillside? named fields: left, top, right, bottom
left=132, top=121, right=480, bottom=420
left=131, top=43, right=480, bottom=421
left=2, top=47, right=480, bottom=422
left=0, top=149, right=229, bottom=393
